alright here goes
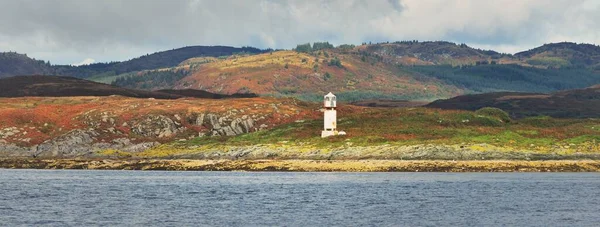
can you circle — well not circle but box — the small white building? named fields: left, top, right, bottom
left=322, top=92, right=338, bottom=138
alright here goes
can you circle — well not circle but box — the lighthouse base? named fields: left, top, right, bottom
left=321, top=130, right=337, bottom=138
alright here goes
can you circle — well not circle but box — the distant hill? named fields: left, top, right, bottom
left=55, top=45, right=266, bottom=78
left=0, top=46, right=265, bottom=79
left=5, top=41, right=600, bottom=102
left=0, top=75, right=254, bottom=99
left=426, top=86, right=600, bottom=119
left=358, top=41, right=508, bottom=65
left=515, top=42, right=600, bottom=69
left=0, top=52, right=54, bottom=78
left=166, top=50, right=465, bottom=102
left=118, top=42, right=600, bottom=102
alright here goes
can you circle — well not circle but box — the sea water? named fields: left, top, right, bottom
left=0, top=170, right=599, bottom=226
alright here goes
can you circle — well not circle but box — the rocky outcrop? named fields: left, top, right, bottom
left=0, top=96, right=307, bottom=158
left=92, top=138, right=160, bottom=153
left=34, top=129, right=98, bottom=157
left=0, top=111, right=266, bottom=157
left=0, top=143, right=32, bottom=157
left=195, top=113, right=256, bottom=136
left=131, top=115, right=183, bottom=138
left=0, top=129, right=163, bottom=158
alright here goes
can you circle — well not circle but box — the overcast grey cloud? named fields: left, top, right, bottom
left=0, top=0, right=599, bottom=65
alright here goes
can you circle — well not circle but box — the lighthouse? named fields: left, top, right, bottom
left=321, top=92, right=338, bottom=138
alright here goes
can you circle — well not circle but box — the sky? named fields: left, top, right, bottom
left=0, top=0, right=599, bottom=65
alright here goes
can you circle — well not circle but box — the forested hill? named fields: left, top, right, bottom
left=54, top=46, right=266, bottom=78
left=0, top=46, right=265, bottom=79
left=358, top=41, right=507, bottom=65
left=0, top=52, right=54, bottom=78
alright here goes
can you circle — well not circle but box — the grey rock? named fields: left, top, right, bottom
left=34, top=129, right=99, bottom=157
left=131, top=115, right=180, bottom=138
left=0, top=143, right=32, bottom=157
left=196, top=114, right=206, bottom=125
left=207, top=114, right=220, bottom=129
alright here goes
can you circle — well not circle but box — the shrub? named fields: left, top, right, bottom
left=475, top=107, right=511, bottom=122
left=294, top=43, right=312, bottom=53
left=312, top=42, right=334, bottom=51
left=337, top=44, right=356, bottom=51
left=328, top=58, right=343, bottom=68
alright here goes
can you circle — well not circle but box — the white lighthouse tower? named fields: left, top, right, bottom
left=321, top=92, right=338, bottom=138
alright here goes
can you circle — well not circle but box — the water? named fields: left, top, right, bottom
left=0, top=170, right=599, bottom=226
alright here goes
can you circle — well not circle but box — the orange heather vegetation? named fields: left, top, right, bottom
left=0, top=96, right=321, bottom=146
left=3, top=96, right=600, bottom=156
left=174, top=50, right=463, bottom=99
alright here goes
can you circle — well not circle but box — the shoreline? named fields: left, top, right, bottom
left=1, top=159, right=600, bottom=172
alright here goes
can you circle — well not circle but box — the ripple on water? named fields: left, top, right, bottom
left=0, top=170, right=599, bottom=226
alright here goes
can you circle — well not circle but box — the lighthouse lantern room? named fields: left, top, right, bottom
left=322, top=92, right=338, bottom=138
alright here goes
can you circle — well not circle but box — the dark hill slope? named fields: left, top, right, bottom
left=0, top=75, right=258, bottom=99
left=156, top=89, right=258, bottom=99
left=427, top=86, right=600, bottom=119
left=0, top=75, right=181, bottom=99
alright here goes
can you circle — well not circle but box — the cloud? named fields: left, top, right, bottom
left=0, top=0, right=599, bottom=64
left=72, top=58, right=95, bottom=66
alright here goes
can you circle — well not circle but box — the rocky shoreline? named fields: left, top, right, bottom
left=1, top=159, right=599, bottom=172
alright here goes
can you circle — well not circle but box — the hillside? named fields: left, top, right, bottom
left=112, top=42, right=600, bottom=101
left=170, top=50, right=464, bottom=101
left=113, top=49, right=465, bottom=101
left=426, top=85, right=600, bottom=119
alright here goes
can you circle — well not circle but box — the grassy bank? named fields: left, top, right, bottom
left=130, top=107, right=600, bottom=159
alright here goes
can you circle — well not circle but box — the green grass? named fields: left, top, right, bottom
left=171, top=107, right=600, bottom=152
left=526, top=57, right=571, bottom=68
left=563, top=135, right=600, bottom=144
